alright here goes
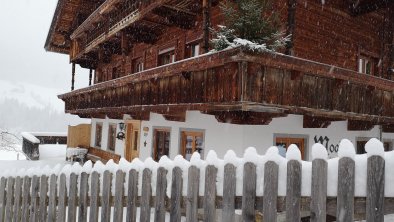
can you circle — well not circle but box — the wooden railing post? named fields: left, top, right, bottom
left=242, top=162, right=256, bottom=222
left=186, top=166, right=200, bottom=222
left=71, top=62, right=76, bottom=91
left=310, top=159, right=328, bottom=222
left=286, top=160, right=302, bottom=222
left=366, top=156, right=385, bottom=222
left=222, top=164, right=236, bottom=222
left=204, top=165, right=217, bottom=222
left=337, top=157, right=355, bottom=221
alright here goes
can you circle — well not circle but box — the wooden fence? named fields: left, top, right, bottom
left=0, top=154, right=391, bottom=222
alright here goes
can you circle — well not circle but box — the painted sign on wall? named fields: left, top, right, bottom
left=314, top=135, right=339, bottom=158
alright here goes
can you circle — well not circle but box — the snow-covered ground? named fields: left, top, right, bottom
left=0, top=144, right=68, bottom=172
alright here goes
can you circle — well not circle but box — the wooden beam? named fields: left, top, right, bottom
left=152, top=6, right=196, bottom=29
left=205, top=111, right=286, bottom=125
left=71, top=63, right=76, bottom=91
left=89, top=69, right=93, bottom=86
left=303, top=116, right=343, bottom=128
left=382, top=124, right=394, bottom=133
left=348, top=120, right=376, bottom=131
left=163, top=113, right=186, bottom=122
left=350, top=0, right=394, bottom=16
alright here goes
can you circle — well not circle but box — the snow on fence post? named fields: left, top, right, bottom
left=170, top=167, right=183, bottom=222
left=310, top=144, right=328, bottom=222
left=126, top=169, right=138, bottom=222
left=186, top=166, right=199, bottom=222
left=140, top=168, right=152, bottom=222
left=222, top=164, right=236, bottom=222
left=263, top=161, right=279, bottom=221
left=366, top=155, right=385, bottom=222
left=242, top=162, right=257, bottom=222
left=337, top=157, right=355, bottom=221
left=0, top=177, right=6, bottom=221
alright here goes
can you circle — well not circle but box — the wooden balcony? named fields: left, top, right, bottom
left=59, top=48, right=394, bottom=130
left=70, top=0, right=200, bottom=62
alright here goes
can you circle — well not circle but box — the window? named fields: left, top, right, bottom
left=358, top=55, right=378, bottom=76
left=356, top=139, right=392, bottom=154
left=132, top=58, right=144, bottom=73
left=180, top=130, right=204, bottom=161
left=108, top=124, right=117, bottom=151
left=158, top=47, right=176, bottom=66
left=153, top=128, right=171, bottom=161
left=95, top=123, right=103, bottom=147
left=275, top=137, right=306, bottom=160
left=185, top=42, right=200, bottom=58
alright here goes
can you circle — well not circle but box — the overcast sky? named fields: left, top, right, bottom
left=0, top=0, right=89, bottom=93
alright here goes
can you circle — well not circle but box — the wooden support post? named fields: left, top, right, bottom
left=71, top=62, right=76, bottom=91
left=89, top=69, right=93, bottom=86
left=202, top=0, right=211, bottom=53
left=286, top=0, right=297, bottom=55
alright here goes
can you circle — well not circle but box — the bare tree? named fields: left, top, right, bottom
left=0, top=130, right=21, bottom=151
left=0, top=130, right=30, bottom=160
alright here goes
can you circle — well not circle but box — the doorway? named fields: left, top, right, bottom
left=124, top=120, right=141, bottom=162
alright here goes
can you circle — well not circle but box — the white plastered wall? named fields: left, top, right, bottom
left=90, top=112, right=394, bottom=161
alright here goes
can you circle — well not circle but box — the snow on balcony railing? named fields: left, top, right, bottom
left=21, top=132, right=40, bottom=144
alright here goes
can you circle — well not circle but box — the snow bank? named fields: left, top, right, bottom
left=0, top=138, right=392, bottom=197
left=39, top=144, right=67, bottom=159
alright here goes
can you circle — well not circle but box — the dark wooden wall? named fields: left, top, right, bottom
left=293, top=0, right=393, bottom=79
left=93, top=0, right=392, bottom=84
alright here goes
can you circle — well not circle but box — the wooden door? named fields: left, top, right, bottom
left=124, top=120, right=141, bottom=162
left=275, top=137, right=305, bottom=160
left=181, top=131, right=204, bottom=161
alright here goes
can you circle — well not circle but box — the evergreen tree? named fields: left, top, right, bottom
left=212, top=0, right=287, bottom=52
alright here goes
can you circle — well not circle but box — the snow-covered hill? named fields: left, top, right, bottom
left=0, top=79, right=65, bottom=112
left=0, top=80, right=88, bottom=132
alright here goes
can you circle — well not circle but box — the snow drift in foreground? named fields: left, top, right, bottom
left=0, top=138, right=391, bottom=198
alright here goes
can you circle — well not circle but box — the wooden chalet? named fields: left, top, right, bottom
left=45, top=0, right=394, bottom=162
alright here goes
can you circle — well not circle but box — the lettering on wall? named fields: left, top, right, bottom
left=314, top=135, right=339, bottom=158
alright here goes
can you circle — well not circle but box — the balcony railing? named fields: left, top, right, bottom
left=71, top=0, right=160, bottom=61
left=59, top=48, right=394, bottom=125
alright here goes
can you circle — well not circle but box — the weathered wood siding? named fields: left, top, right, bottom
left=293, top=0, right=393, bottom=79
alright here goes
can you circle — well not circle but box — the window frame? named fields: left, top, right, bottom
left=152, top=127, right=171, bottom=161
left=95, top=122, right=103, bottom=148
left=179, top=128, right=205, bottom=161
left=158, top=47, right=176, bottom=66
left=107, top=123, right=117, bottom=152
